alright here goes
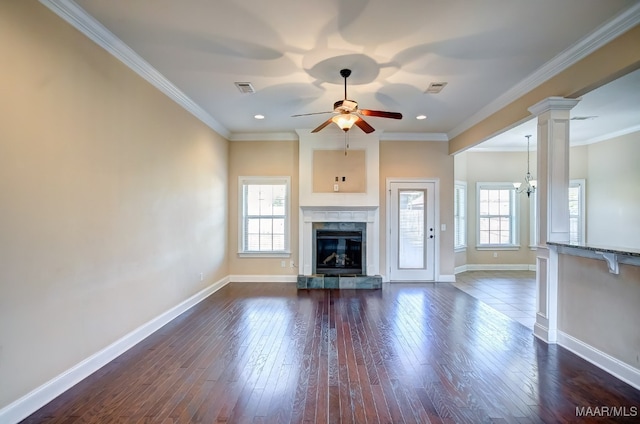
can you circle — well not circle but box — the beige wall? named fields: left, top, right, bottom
left=312, top=149, right=366, bottom=193
left=0, top=1, right=228, bottom=409
left=558, top=254, right=640, bottom=370
left=452, top=144, right=600, bottom=268
left=460, top=151, right=537, bottom=266
left=379, top=141, right=455, bottom=278
left=584, top=131, right=640, bottom=248
left=227, top=141, right=299, bottom=276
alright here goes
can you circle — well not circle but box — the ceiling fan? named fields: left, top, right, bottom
left=292, top=68, right=402, bottom=133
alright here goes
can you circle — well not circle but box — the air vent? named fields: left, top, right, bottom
left=425, top=82, right=448, bottom=94
left=234, top=82, right=255, bottom=94
left=571, top=116, right=597, bottom=121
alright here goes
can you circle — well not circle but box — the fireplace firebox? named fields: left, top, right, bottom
left=315, top=230, right=363, bottom=275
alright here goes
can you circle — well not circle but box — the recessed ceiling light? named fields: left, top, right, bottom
left=254, top=114, right=265, bottom=120
left=416, top=115, right=427, bottom=120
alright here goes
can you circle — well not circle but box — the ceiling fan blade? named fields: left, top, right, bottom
left=311, top=117, right=334, bottom=133
left=359, top=109, right=403, bottom=119
left=291, top=111, right=333, bottom=117
left=354, top=117, right=375, bottom=134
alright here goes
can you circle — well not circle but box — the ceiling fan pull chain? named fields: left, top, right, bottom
left=344, top=132, right=350, bottom=155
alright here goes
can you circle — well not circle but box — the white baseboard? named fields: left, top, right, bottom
left=0, top=276, right=231, bottom=424
left=557, top=331, right=640, bottom=391
left=455, top=264, right=536, bottom=273
left=437, top=274, right=456, bottom=283
left=229, top=274, right=298, bottom=283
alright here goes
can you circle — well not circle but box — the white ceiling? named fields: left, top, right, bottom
left=50, top=0, right=640, bottom=147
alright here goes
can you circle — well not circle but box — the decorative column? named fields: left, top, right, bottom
left=528, top=97, right=580, bottom=343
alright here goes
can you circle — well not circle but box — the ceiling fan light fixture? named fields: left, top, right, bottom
left=416, top=114, right=427, bottom=120
left=332, top=113, right=358, bottom=131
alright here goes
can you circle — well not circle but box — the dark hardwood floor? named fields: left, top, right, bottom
left=23, top=282, right=640, bottom=423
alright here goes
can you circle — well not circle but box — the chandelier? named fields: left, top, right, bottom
left=513, top=135, right=537, bottom=197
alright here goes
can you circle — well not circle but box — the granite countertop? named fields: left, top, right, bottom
left=547, top=241, right=640, bottom=257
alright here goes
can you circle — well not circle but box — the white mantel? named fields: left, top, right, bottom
left=296, top=130, right=381, bottom=276
left=299, top=206, right=379, bottom=276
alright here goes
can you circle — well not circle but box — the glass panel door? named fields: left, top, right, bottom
left=388, top=181, right=436, bottom=281
left=398, top=190, right=425, bottom=269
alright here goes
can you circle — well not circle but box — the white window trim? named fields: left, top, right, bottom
left=529, top=179, right=586, bottom=247
left=569, top=179, right=586, bottom=244
left=529, top=191, right=537, bottom=249
left=476, top=182, right=520, bottom=249
left=454, top=181, right=467, bottom=252
left=238, top=176, right=291, bottom=257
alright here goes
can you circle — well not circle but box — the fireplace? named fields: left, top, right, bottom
left=298, top=209, right=381, bottom=289
left=315, top=229, right=363, bottom=275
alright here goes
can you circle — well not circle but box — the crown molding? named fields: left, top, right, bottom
left=578, top=124, right=640, bottom=146
left=228, top=132, right=299, bottom=141
left=226, top=131, right=449, bottom=142
left=447, top=3, right=640, bottom=140
left=39, top=0, right=230, bottom=139
left=379, top=132, right=449, bottom=142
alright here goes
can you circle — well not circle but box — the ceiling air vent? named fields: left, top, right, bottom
left=234, top=82, right=255, bottom=94
left=425, top=82, right=447, bottom=94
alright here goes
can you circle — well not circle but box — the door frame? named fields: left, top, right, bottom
left=385, top=178, right=441, bottom=282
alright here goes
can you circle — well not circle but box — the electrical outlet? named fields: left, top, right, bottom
left=333, top=184, right=339, bottom=192
left=281, top=260, right=286, bottom=268
left=493, top=252, right=498, bottom=258
left=290, top=260, right=295, bottom=268
left=200, top=272, right=203, bottom=281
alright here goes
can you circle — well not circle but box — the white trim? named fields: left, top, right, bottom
left=237, top=252, right=291, bottom=258
left=386, top=178, right=441, bottom=282
left=238, top=176, right=291, bottom=255
left=379, top=132, right=449, bottom=142
left=454, top=264, right=468, bottom=274
left=229, top=275, right=298, bottom=283
left=578, top=124, right=640, bottom=146
left=229, top=132, right=299, bottom=142
left=38, top=0, right=229, bottom=139
left=461, top=264, right=536, bottom=272
left=228, top=131, right=451, bottom=143
left=437, top=274, right=456, bottom=283
left=454, top=181, right=467, bottom=250
left=0, top=276, right=231, bottom=424
left=448, top=3, right=640, bottom=140
left=557, top=331, right=640, bottom=391
left=476, top=182, right=520, bottom=247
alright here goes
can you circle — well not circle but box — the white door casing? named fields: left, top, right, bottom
left=387, top=179, right=437, bottom=281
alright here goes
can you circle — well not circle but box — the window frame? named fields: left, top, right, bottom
left=238, top=176, right=291, bottom=257
left=476, top=182, right=520, bottom=250
left=529, top=179, right=586, bottom=247
left=568, top=179, right=586, bottom=244
left=454, top=181, right=467, bottom=251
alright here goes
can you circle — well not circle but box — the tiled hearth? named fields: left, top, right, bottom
left=297, top=274, right=382, bottom=289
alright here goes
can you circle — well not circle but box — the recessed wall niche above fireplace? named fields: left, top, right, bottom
left=314, top=222, right=365, bottom=275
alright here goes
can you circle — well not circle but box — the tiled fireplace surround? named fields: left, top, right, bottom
left=296, top=131, right=382, bottom=289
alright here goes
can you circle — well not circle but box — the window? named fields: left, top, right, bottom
left=477, top=183, right=519, bottom=248
left=568, top=179, right=585, bottom=244
left=239, top=177, right=290, bottom=256
left=529, top=179, right=585, bottom=246
left=454, top=182, right=467, bottom=250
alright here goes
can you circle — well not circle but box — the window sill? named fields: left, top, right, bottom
left=238, top=251, right=291, bottom=258
left=475, top=245, right=520, bottom=251
left=454, top=246, right=467, bottom=253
